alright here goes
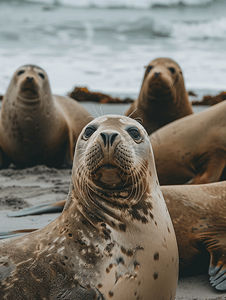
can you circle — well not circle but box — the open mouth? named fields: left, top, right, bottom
left=91, top=164, right=126, bottom=188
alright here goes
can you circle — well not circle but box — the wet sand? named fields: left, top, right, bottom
left=0, top=102, right=225, bottom=299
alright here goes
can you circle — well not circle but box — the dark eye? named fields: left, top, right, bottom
left=169, top=67, right=175, bottom=74
left=17, top=70, right=25, bottom=76
left=146, top=65, right=153, bottom=73
left=38, top=73, right=45, bottom=80
left=127, top=126, right=141, bottom=141
left=83, top=125, right=97, bottom=139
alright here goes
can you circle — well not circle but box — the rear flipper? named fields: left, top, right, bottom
left=8, top=200, right=65, bottom=217
left=0, top=229, right=36, bottom=239
left=199, top=228, right=226, bottom=290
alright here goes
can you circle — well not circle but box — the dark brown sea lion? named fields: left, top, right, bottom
left=0, top=115, right=178, bottom=300
left=150, top=100, right=226, bottom=185
left=125, top=57, right=193, bottom=134
left=0, top=65, right=92, bottom=168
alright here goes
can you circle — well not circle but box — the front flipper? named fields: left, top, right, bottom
left=189, top=155, right=225, bottom=184
left=8, top=200, right=65, bottom=217
left=209, top=248, right=226, bottom=290
left=198, top=227, right=226, bottom=290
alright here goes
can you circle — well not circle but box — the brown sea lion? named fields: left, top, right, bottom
left=0, top=65, right=92, bottom=168
left=0, top=115, right=178, bottom=300
left=150, top=100, right=226, bottom=185
left=162, top=181, right=226, bottom=291
left=125, top=57, right=193, bottom=134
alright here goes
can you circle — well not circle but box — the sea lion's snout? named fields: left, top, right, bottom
left=85, top=129, right=124, bottom=174
left=100, top=132, right=118, bottom=147
left=154, top=72, right=160, bottom=78
left=98, top=130, right=121, bottom=150
left=16, top=70, right=41, bottom=101
left=26, top=76, right=34, bottom=83
left=19, top=76, right=39, bottom=99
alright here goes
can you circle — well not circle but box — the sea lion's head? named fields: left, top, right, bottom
left=4, top=65, right=52, bottom=106
left=140, top=57, right=186, bottom=105
left=71, top=115, right=157, bottom=212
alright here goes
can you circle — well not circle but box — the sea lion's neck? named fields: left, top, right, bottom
left=137, top=83, right=191, bottom=123
left=138, top=86, right=175, bottom=111
left=62, top=173, right=152, bottom=235
left=1, top=92, right=57, bottom=133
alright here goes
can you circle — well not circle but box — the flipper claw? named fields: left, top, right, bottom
left=209, top=264, right=226, bottom=290
left=209, top=265, right=221, bottom=277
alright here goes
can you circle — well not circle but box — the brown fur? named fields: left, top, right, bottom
left=162, top=181, right=226, bottom=289
left=150, top=100, right=226, bottom=185
left=125, top=57, right=193, bottom=134
left=0, top=65, right=92, bottom=168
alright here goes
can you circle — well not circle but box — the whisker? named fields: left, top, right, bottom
left=100, top=104, right=104, bottom=116
left=128, top=107, right=137, bottom=118
left=92, top=105, right=100, bottom=117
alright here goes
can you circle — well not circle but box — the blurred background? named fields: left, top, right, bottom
left=0, top=0, right=225, bottom=99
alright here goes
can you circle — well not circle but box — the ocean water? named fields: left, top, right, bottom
left=0, top=0, right=225, bottom=98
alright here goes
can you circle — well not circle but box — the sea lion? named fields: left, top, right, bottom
left=0, top=115, right=178, bottom=300
left=0, top=64, right=92, bottom=168
left=161, top=181, right=226, bottom=291
left=150, top=100, right=226, bottom=185
left=125, top=57, right=193, bottom=135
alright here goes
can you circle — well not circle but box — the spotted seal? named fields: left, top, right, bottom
left=0, top=115, right=178, bottom=300
left=125, top=57, right=193, bottom=134
left=0, top=64, right=92, bottom=168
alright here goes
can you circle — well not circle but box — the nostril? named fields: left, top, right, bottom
left=109, top=133, right=118, bottom=146
left=100, top=132, right=108, bottom=147
left=26, top=77, right=34, bottom=83
left=155, top=72, right=160, bottom=78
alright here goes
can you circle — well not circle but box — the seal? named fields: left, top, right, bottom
left=125, top=57, right=193, bottom=135
left=0, top=115, right=178, bottom=300
left=0, top=64, right=92, bottom=168
left=150, top=100, right=226, bottom=185
left=161, top=181, right=226, bottom=290
left=5, top=182, right=226, bottom=291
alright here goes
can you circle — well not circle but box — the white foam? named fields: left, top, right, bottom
left=24, top=0, right=215, bottom=8
left=173, top=17, right=226, bottom=39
